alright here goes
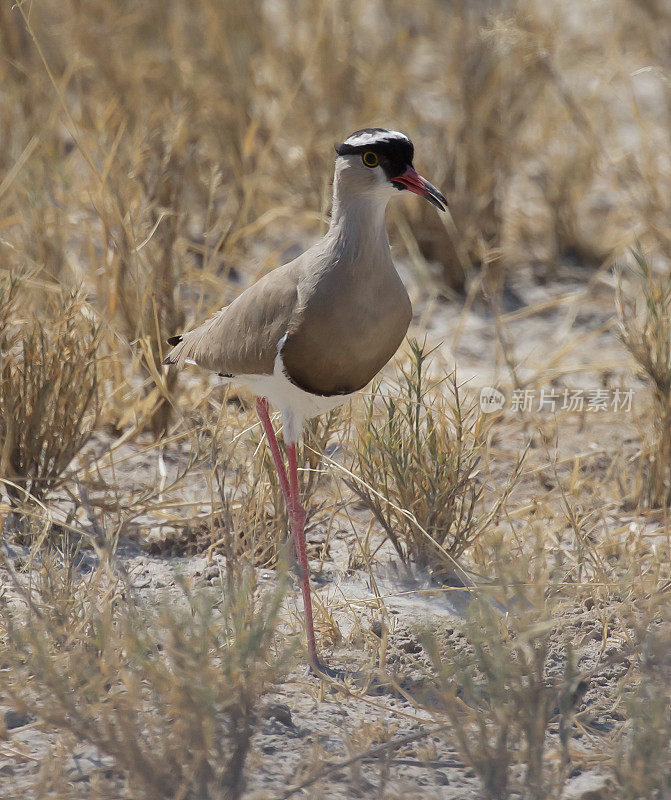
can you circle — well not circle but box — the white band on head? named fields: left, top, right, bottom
left=343, top=130, right=410, bottom=148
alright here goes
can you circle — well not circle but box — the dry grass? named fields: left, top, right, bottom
left=421, top=532, right=584, bottom=800
left=0, top=278, right=99, bottom=514
left=347, top=340, right=487, bottom=576
left=0, top=533, right=292, bottom=799
left=1, top=0, right=671, bottom=796
left=617, top=248, right=671, bottom=507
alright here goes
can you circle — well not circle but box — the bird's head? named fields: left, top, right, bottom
left=334, top=128, right=447, bottom=211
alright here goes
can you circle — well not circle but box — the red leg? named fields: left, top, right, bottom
left=286, top=441, right=320, bottom=668
left=256, top=398, right=320, bottom=669
left=257, top=397, right=299, bottom=567
left=256, top=397, right=292, bottom=510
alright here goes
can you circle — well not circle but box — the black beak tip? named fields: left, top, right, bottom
left=428, top=194, right=447, bottom=212
left=425, top=183, right=448, bottom=212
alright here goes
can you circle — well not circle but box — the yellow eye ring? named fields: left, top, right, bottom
left=362, top=151, right=379, bottom=168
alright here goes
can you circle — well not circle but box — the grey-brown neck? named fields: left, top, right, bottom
left=326, top=175, right=393, bottom=272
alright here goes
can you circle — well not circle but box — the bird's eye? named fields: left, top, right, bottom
left=362, top=151, right=379, bottom=168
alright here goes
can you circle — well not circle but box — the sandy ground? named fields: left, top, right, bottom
left=0, top=258, right=656, bottom=799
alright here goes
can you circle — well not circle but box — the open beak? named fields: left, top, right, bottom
left=392, top=166, right=447, bottom=212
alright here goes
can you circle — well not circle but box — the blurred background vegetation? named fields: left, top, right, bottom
left=2, top=0, right=670, bottom=425
left=1, top=0, right=670, bottom=429
left=3, top=0, right=671, bottom=347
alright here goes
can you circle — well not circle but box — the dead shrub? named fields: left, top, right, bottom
left=0, top=539, right=292, bottom=800
left=617, top=248, right=671, bottom=507
left=346, top=340, right=485, bottom=577
left=421, top=531, right=585, bottom=800
left=0, top=282, right=100, bottom=511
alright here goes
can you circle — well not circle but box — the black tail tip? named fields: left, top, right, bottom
left=167, top=334, right=183, bottom=346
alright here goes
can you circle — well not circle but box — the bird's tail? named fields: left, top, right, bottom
left=162, top=308, right=226, bottom=370
left=162, top=332, right=197, bottom=369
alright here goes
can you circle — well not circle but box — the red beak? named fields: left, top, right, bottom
left=392, top=167, right=447, bottom=211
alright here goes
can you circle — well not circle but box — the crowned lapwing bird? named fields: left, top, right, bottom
left=164, top=128, right=446, bottom=671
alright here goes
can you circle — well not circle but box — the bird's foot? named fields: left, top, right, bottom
left=309, top=658, right=360, bottom=682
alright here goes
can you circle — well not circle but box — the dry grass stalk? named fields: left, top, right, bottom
left=422, top=531, right=584, bottom=800
left=617, top=249, right=671, bottom=507
left=409, top=1, right=613, bottom=292
left=0, top=281, right=100, bottom=512
left=346, top=340, right=484, bottom=577
left=95, top=120, right=192, bottom=438
left=0, top=536, right=292, bottom=800
left=612, top=604, right=671, bottom=800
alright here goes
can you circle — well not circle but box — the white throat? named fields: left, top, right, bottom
left=327, top=172, right=393, bottom=263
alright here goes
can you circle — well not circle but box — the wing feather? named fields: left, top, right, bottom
left=163, top=265, right=299, bottom=376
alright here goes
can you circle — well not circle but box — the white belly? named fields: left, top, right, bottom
left=222, top=352, right=354, bottom=443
